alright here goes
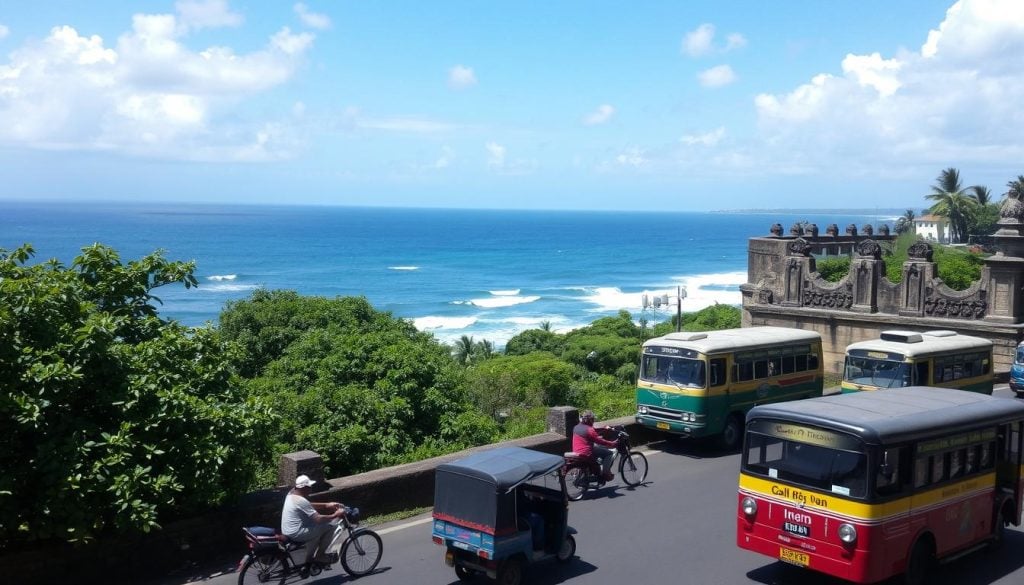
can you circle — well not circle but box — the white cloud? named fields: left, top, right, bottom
left=615, top=147, right=649, bottom=168
left=698, top=64, right=737, bottom=87
left=725, top=33, right=747, bottom=51
left=683, top=24, right=715, bottom=57
left=681, top=127, right=725, bottom=146
left=0, top=24, right=9, bottom=40
left=485, top=141, right=506, bottom=168
left=357, top=116, right=455, bottom=133
left=294, top=3, right=332, bottom=30
left=583, top=104, right=615, bottom=126
left=433, top=146, right=454, bottom=169
left=683, top=23, right=746, bottom=57
left=175, top=0, right=243, bottom=31
left=0, top=9, right=315, bottom=161
left=752, top=0, right=1024, bottom=175
left=448, top=65, right=477, bottom=89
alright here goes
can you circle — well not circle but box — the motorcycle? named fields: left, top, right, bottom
left=563, top=425, right=649, bottom=500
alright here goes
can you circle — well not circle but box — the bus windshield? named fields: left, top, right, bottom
left=743, top=432, right=868, bottom=498
left=844, top=356, right=910, bottom=388
left=639, top=355, right=706, bottom=388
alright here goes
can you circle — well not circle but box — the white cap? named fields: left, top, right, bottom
left=295, top=474, right=317, bottom=488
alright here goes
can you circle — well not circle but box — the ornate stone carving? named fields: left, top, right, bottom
left=878, top=224, right=890, bottom=236
left=862, top=224, right=874, bottom=236
left=802, top=281, right=854, bottom=309
left=807, top=224, right=819, bottom=238
left=770, top=223, right=783, bottom=236
left=856, top=239, right=882, bottom=259
left=908, top=241, right=934, bottom=261
left=826, top=223, right=839, bottom=236
left=1000, top=191, right=1024, bottom=220
left=787, top=238, right=812, bottom=257
left=846, top=224, right=858, bottom=236
left=923, top=285, right=987, bottom=319
left=757, top=288, right=774, bottom=304
left=790, top=223, right=804, bottom=236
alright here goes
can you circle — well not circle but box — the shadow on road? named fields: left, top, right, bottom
left=746, top=530, right=1024, bottom=585
left=646, top=437, right=735, bottom=460
left=284, top=566, right=391, bottom=584
left=576, top=479, right=653, bottom=501
left=441, top=557, right=598, bottom=585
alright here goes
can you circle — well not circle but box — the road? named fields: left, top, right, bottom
left=175, top=387, right=1024, bottom=585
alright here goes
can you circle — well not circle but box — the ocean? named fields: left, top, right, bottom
left=1, top=201, right=900, bottom=347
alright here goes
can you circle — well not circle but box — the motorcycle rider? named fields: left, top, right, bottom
left=572, top=410, right=618, bottom=481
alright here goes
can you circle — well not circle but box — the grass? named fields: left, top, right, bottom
left=363, top=506, right=432, bottom=526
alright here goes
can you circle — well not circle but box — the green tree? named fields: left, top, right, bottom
left=816, top=257, right=851, bottom=282
left=1006, top=175, right=1024, bottom=199
left=0, top=244, right=273, bottom=544
left=464, top=353, right=576, bottom=418
left=894, top=209, right=916, bottom=235
left=970, top=185, right=993, bottom=205
left=926, top=167, right=978, bottom=243
left=504, top=328, right=564, bottom=356
left=452, top=335, right=476, bottom=365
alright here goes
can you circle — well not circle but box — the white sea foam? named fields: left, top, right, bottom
left=580, top=271, right=747, bottom=313
left=389, top=266, right=420, bottom=271
left=413, top=316, right=478, bottom=330
left=469, top=295, right=541, bottom=309
left=207, top=274, right=237, bottom=281
left=203, top=283, right=261, bottom=293
left=489, top=289, right=520, bottom=296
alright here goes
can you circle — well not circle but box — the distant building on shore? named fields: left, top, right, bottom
left=914, top=214, right=949, bottom=243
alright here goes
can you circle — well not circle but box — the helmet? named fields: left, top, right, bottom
left=580, top=410, right=595, bottom=424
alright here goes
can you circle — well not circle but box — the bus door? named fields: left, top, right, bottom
left=876, top=446, right=912, bottom=569
left=996, top=421, right=1023, bottom=522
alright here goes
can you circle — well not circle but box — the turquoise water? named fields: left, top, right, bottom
left=1, top=201, right=898, bottom=346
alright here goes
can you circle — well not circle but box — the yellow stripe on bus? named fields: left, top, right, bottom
left=738, top=473, right=998, bottom=523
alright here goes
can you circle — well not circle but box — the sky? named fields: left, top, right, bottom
left=0, top=0, right=1022, bottom=211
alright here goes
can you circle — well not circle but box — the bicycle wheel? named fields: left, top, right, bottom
left=619, top=451, right=648, bottom=487
left=340, top=529, right=383, bottom=577
left=564, top=466, right=586, bottom=501
left=237, top=552, right=288, bottom=585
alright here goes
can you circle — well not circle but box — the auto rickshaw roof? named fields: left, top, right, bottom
left=436, top=447, right=563, bottom=492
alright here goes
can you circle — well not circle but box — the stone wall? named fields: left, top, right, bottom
left=741, top=213, right=1024, bottom=374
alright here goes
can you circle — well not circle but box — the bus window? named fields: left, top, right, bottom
left=709, top=358, right=726, bottom=387
left=965, top=446, right=977, bottom=474
left=931, top=454, right=947, bottom=483
left=781, top=354, right=795, bottom=374
left=795, top=354, right=808, bottom=371
left=914, top=361, right=929, bottom=385
left=754, top=360, right=768, bottom=378
left=876, top=447, right=904, bottom=496
left=949, top=449, right=964, bottom=479
left=768, top=357, right=781, bottom=377
left=808, top=354, right=819, bottom=370
left=914, top=456, right=929, bottom=488
left=735, top=361, right=753, bottom=382
left=980, top=442, right=993, bottom=468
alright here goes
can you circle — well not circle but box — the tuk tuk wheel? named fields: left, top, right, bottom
left=556, top=535, right=576, bottom=563
left=454, top=564, right=476, bottom=581
left=496, top=557, right=523, bottom=585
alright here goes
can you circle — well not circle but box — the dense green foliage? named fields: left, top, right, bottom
left=815, top=257, right=851, bottom=282
left=0, top=245, right=273, bottom=544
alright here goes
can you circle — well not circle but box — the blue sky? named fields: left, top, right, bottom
left=0, top=0, right=1021, bottom=211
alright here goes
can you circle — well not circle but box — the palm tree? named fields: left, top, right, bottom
left=453, top=335, right=475, bottom=365
left=894, top=209, right=916, bottom=235
left=970, top=185, right=993, bottom=206
left=926, top=167, right=977, bottom=243
left=539, top=321, right=552, bottom=332
left=1006, top=175, right=1024, bottom=199
left=474, top=339, right=494, bottom=361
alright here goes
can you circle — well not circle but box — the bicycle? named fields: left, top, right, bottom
left=563, top=425, right=649, bottom=501
left=237, top=506, right=383, bottom=585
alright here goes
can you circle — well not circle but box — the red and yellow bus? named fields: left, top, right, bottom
left=737, top=387, right=1024, bottom=585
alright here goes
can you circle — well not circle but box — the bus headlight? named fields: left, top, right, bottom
left=741, top=497, right=758, bottom=516
left=838, top=523, right=857, bottom=544
left=638, top=406, right=648, bottom=414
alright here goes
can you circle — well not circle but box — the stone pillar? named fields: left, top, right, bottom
left=547, top=406, right=580, bottom=438
left=899, top=242, right=935, bottom=317
left=850, top=240, right=882, bottom=313
left=985, top=200, right=1024, bottom=323
left=781, top=239, right=814, bottom=307
left=278, top=450, right=325, bottom=490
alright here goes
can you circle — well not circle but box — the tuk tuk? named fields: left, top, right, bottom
left=431, top=447, right=577, bottom=585
left=1012, top=340, right=1024, bottom=398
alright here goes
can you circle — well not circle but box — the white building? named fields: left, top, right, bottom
left=914, top=214, right=950, bottom=243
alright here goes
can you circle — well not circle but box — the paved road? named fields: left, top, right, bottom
left=172, top=387, right=1024, bottom=585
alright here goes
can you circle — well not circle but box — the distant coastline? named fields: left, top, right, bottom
left=711, top=208, right=912, bottom=216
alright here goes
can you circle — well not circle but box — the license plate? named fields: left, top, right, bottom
left=783, top=522, right=810, bottom=537
left=779, top=547, right=809, bottom=566
left=452, top=541, right=471, bottom=551
left=656, top=422, right=670, bottom=430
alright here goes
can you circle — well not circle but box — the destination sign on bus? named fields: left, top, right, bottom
left=749, top=420, right=862, bottom=451
left=848, top=349, right=906, bottom=362
left=645, top=346, right=699, bottom=359
left=918, top=428, right=997, bottom=455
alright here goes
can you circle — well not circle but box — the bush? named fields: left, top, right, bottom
left=816, top=257, right=851, bottom=282
left=0, top=244, right=273, bottom=544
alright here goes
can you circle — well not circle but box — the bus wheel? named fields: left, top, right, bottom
left=904, top=538, right=934, bottom=585
left=718, top=414, right=743, bottom=452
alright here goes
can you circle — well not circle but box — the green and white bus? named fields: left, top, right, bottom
left=842, top=330, right=993, bottom=395
left=635, top=327, right=824, bottom=450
